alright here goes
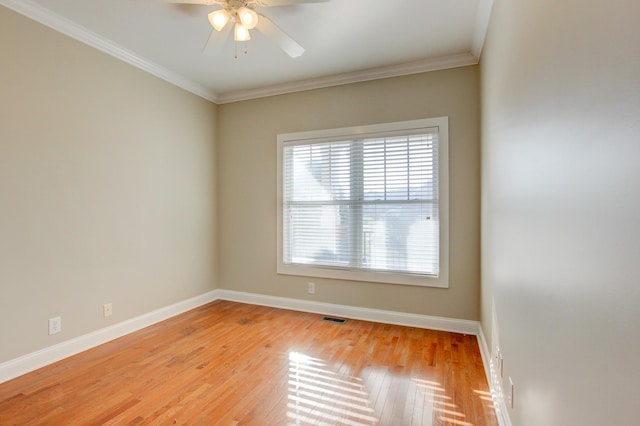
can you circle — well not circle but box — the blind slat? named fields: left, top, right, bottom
left=283, top=131, right=439, bottom=276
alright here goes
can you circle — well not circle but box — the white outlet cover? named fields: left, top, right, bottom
left=48, top=316, right=61, bottom=335
left=103, top=303, right=113, bottom=317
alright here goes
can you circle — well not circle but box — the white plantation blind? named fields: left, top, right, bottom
left=279, top=119, right=447, bottom=284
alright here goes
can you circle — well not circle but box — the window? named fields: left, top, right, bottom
left=277, top=117, right=448, bottom=287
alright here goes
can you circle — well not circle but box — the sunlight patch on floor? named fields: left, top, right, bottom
left=288, top=351, right=378, bottom=426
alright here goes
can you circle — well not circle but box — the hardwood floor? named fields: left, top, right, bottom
left=0, top=301, right=497, bottom=425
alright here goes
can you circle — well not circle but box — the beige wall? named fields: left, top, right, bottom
left=481, top=0, right=640, bottom=424
left=218, top=67, right=481, bottom=320
left=0, top=7, right=218, bottom=363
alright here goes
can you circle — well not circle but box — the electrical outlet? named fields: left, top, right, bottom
left=48, top=317, right=62, bottom=335
left=307, top=282, right=315, bottom=294
left=103, top=303, right=113, bottom=317
left=508, top=376, right=515, bottom=408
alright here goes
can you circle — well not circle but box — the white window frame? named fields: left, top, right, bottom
left=277, top=117, right=449, bottom=288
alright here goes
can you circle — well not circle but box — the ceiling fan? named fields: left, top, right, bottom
left=165, top=0, right=329, bottom=58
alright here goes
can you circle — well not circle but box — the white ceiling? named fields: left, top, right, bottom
left=1, top=0, right=493, bottom=103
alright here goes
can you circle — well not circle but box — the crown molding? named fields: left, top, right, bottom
left=217, top=52, right=478, bottom=104
left=2, top=0, right=485, bottom=105
left=0, top=0, right=219, bottom=103
left=471, top=0, right=495, bottom=60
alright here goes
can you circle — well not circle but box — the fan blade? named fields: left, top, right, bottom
left=203, top=22, right=232, bottom=55
left=255, top=13, right=304, bottom=57
left=255, top=0, right=329, bottom=6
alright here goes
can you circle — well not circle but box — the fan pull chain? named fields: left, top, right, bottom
left=234, top=41, right=249, bottom=59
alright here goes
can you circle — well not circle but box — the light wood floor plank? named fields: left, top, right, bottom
left=0, top=300, right=497, bottom=425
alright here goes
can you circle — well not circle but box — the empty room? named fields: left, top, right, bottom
left=0, top=0, right=638, bottom=425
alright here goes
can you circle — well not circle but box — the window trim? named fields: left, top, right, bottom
left=277, top=117, right=449, bottom=288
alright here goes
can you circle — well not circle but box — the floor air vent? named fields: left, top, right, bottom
left=321, top=316, right=347, bottom=324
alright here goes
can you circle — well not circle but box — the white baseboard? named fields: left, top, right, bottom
left=477, top=326, right=512, bottom=426
left=1, top=286, right=501, bottom=426
left=222, top=290, right=512, bottom=423
left=216, top=289, right=480, bottom=335
left=0, top=290, right=220, bottom=384
left=477, top=325, right=493, bottom=389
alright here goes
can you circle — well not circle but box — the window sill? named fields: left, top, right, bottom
left=277, top=263, right=449, bottom=288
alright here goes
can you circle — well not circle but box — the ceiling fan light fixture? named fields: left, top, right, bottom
left=237, top=7, right=258, bottom=29
left=208, top=9, right=231, bottom=32
left=234, top=22, right=251, bottom=41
